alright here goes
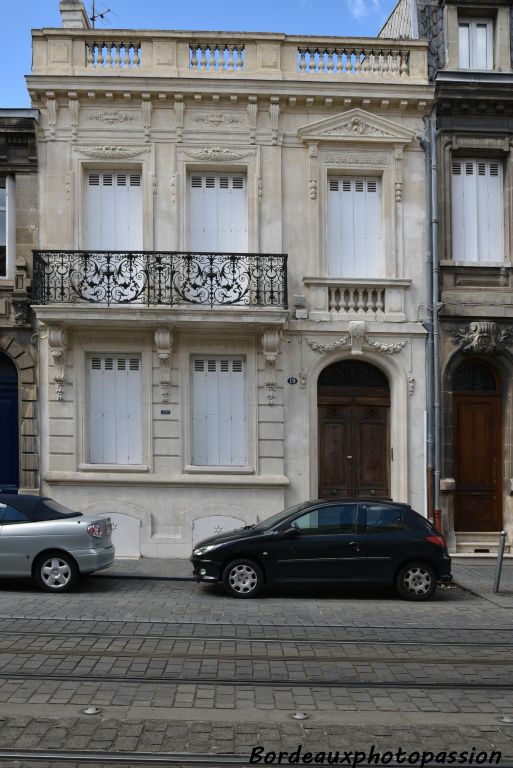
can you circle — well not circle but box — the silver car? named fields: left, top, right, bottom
left=0, top=495, right=115, bottom=592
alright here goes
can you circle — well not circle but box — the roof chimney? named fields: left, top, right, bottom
left=59, top=0, right=90, bottom=28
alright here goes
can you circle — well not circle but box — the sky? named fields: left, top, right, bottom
left=0, top=0, right=400, bottom=107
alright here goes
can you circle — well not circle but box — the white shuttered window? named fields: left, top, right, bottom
left=84, top=171, right=142, bottom=250
left=187, top=173, right=247, bottom=252
left=458, top=20, right=493, bottom=70
left=89, top=355, right=142, bottom=464
left=327, top=176, right=382, bottom=278
left=191, top=356, right=247, bottom=467
left=451, top=159, right=503, bottom=263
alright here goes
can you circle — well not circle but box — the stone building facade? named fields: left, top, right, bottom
left=0, top=110, right=39, bottom=495
left=382, top=0, right=513, bottom=553
left=28, top=0, right=433, bottom=557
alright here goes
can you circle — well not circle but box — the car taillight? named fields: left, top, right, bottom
left=87, top=524, right=104, bottom=538
left=426, top=534, right=446, bottom=548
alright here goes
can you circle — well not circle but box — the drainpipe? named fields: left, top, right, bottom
left=430, top=110, right=442, bottom=534
left=420, top=118, right=434, bottom=523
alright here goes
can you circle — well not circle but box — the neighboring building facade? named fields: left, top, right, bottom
left=28, top=0, right=433, bottom=557
left=0, top=110, right=39, bottom=496
left=382, top=0, right=513, bottom=553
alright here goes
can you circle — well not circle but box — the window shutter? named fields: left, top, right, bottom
left=89, top=355, right=142, bottom=464
left=187, top=173, right=248, bottom=252
left=191, top=356, right=247, bottom=466
left=84, top=170, right=142, bottom=250
left=327, top=176, right=381, bottom=277
left=452, top=159, right=503, bottom=262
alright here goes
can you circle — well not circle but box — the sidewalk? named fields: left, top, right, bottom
left=103, top=555, right=513, bottom=605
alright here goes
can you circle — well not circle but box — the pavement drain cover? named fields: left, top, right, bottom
left=500, top=716, right=513, bottom=724
left=83, top=706, right=101, bottom=716
left=291, top=712, right=310, bottom=720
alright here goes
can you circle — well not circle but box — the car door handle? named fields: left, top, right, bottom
left=349, top=541, right=360, bottom=549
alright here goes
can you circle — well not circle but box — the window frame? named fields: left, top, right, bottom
left=186, top=171, right=249, bottom=253
left=450, top=156, right=505, bottom=264
left=289, top=503, right=358, bottom=536
left=458, top=18, right=493, bottom=71
left=74, top=334, right=152, bottom=474
left=0, top=176, right=15, bottom=282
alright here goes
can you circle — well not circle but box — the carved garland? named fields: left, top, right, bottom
left=451, top=321, right=513, bottom=354
left=307, top=321, right=407, bottom=356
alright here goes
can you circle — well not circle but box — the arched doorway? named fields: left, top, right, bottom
left=317, top=360, right=390, bottom=499
left=454, top=359, right=501, bottom=531
left=0, top=352, right=19, bottom=493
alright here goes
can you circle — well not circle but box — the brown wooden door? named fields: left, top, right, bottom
left=318, top=400, right=389, bottom=499
left=454, top=394, right=501, bottom=531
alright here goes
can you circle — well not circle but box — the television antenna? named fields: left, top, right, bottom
left=90, top=1, right=114, bottom=27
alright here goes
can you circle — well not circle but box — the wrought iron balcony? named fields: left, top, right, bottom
left=32, top=251, right=288, bottom=309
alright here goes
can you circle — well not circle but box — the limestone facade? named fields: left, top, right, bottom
left=27, top=1, right=433, bottom=557
left=0, top=110, right=39, bottom=495
left=383, top=0, right=513, bottom=553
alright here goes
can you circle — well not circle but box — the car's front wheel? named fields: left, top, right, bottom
left=34, top=552, right=79, bottom=593
left=396, top=562, right=437, bottom=601
left=222, top=559, right=263, bottom=598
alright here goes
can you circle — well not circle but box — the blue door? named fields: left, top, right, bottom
left=0, top=353, right=19, bottom=493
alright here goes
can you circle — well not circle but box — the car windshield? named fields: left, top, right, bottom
left=253, top=502, right=314, bottom=531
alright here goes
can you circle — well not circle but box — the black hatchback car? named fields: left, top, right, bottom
left=191, top=499, right=453, bottom=600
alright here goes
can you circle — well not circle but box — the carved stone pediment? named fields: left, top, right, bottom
left=298, top=108, right=416, bottom=145
left=75, top=145, right=150, bottom=159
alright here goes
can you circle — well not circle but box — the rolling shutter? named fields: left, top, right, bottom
left=89, top=355, right=142, bottom=464
left=451, top=159, right=503, bottom=262
left=187, top=173, right=247, bottom=252
left=84, top=171, right=142, bottom=250
left=327, top=176, right=382, bottom=277
left=191, top=356, right=247, bottom=466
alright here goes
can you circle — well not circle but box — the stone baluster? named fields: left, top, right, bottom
left=347, top=287, right=356, bottom=314
left=190, top=45, right=198, bottom=68
left=114, top=42, right=121, bottom=67
left=400, top=51, right=409, bottom=77
left=376, top=289, right=384, bottom=318
left=133, top=43, right=140, bottom=67
left=236, top=45, right=244, bottom=70
left=122, top=42, right=130, bottom=67
left=227, top=45, right=235, bottom=70
left=336, top=49, right=344, bottom=74
left=356, top=287, right=365, bottom=315
left=326, top=48, right=335, bottom=73
left=298, top=47, right=307, bottom=72
left=354, top=49, right=362, bottom=75
left=200, top=44, right=208, bottom=70
left=329, top=288, right=338, bottom=315
left=86, top=42, right=94, bottom=66
left=97, top=42, right=104, bottom=66
left=362, top=49, right=371, bottom=75
left=105, top=42, right=113, bottom=66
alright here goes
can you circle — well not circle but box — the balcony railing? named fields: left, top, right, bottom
left=32, top=251, right=288, bottom=309
left=30, top=31, right=428, bottom=82
left=303, top=277, right=411, bottom=322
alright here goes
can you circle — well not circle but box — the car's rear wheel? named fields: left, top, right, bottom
left=396, top=562, right=437, bottom=601
left=222, top=559, right=263, bottom=598
left=34, top=552, right=79, bottom=593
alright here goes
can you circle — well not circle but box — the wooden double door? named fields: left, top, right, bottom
left=317, top=359, right=391, bottom=500
left=454, top=393, right=501, bottom=532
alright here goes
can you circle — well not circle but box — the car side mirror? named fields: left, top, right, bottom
left=281, top=525, right=301, bottom=536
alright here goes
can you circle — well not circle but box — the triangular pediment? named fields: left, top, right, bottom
left=298, top=108, right=416, bottom=144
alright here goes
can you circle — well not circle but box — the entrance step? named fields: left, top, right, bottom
left=455, top=532, right=510, bottom=555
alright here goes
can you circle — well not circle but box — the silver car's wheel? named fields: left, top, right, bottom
left=223, top=559, right=263, bottom=598
left=396, top=562, right=436, bottom=601
left=34, top=553, right=79, bottom=593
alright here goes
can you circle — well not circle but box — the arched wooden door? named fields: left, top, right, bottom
left=454, top=360, right=501, bottom=532
left=318, top=360, right=390, bottom=499
left=0, top=353, right=19, bottom=493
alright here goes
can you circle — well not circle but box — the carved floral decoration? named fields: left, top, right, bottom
left=47, top=326, right=68, bottom=402
left=261, top=329, right=281, bottom=404
left=451, top=322, right=513, bottom=354
left=154, top=327, right=173, bottom=403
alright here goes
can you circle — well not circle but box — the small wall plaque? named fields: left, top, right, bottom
left=287, top=377, right=298, bottom=385
left=160, top=409, right=171, bottom=415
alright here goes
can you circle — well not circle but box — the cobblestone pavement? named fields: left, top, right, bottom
left=0, top=559, right=511, bottom=766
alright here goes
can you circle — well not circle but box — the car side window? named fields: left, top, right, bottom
left=365, top=505, right=405, bottom=534
left=292, top=505, right=357, bottom=534
left=0, top=504, right=30, bottom=525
